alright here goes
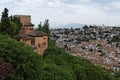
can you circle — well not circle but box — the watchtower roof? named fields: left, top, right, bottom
left=29, top=30, right=47, bottom=37
left=15, top=34, right=33, bottom=39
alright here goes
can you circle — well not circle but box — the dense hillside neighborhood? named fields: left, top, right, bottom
left=51, top=26, right=120, bottom=73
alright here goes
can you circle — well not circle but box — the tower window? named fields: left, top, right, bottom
left=38, top=43, right=41, bottom=47
left=29, top=28, right=33, bottom=30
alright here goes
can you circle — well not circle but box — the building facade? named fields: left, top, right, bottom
left=15, top=15, right=48, bottom=55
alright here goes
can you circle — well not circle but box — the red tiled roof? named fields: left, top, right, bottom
left=22, top=23, right=34, bottom=26
left=14, top=34, right=32, bottom=39
left=29, top=30, right=47, bottom=37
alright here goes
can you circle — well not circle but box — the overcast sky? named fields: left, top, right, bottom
left=1, top=0, right=120, bottom=27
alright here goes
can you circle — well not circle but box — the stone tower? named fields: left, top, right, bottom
left=14, top=15, right=34, bottom=34
left=14, top=15, right=48, bottom=55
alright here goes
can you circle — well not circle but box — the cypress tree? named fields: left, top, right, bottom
left=13, top=16, right=21, bottom=33
left=0, top=8, right=19, bottom=37
left=0, top=8, right=10, bottom=34
left=0, top=8, right=12, bottom=35
left=38, top=21, right=42, bottom=30
left=42, top=19, right=50, bottom=34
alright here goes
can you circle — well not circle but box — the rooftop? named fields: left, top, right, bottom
left=15, top=34, right=33, bottom=39
left=29, top=30, right=47, bottom=37
left=22, top=23, right=34, bottom=26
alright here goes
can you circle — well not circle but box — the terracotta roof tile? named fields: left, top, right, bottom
left=15, top=34, right=32, bottom=39
left=22, top=23, right=34, bottom=26
left=29, top=30, right=47, bottom=37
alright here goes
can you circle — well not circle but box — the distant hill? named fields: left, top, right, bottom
left=61, top=23, right=85, bottom=29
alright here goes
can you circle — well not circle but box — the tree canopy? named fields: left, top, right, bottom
left=42, top=40, right=117, bottom=80
left=0, top=34, right=42, bottom=80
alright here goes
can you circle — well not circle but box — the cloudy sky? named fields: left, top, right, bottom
left=1, top=0, right=120, bottom=27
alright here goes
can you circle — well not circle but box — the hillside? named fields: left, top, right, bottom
left=0, top=34, right=119, bottom=80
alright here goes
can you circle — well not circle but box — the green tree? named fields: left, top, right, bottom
left=37, top=19, right=50, bottom=34
left=38, top=21, right=42, bottom=30
left=12, top=16, right=21, bottom=34
left=42, top=19, right=50, bottom=34
left=0, top=8, right=11, bottom=35
left=82, top=25, right=88, bottom=30
left=115, top=71, right=120, bottom=79
left=41, top=64, right=75, bottom=80
left=0, top=8, right=18, bottom=37
left=37, top=19, right=50, bottom=40
left=103, top=72, right=116, bottom=80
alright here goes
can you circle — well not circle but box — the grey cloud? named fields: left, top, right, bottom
left=0, top=0, right=120, bottom=26
left=58, top=0, right=80, bottom=4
